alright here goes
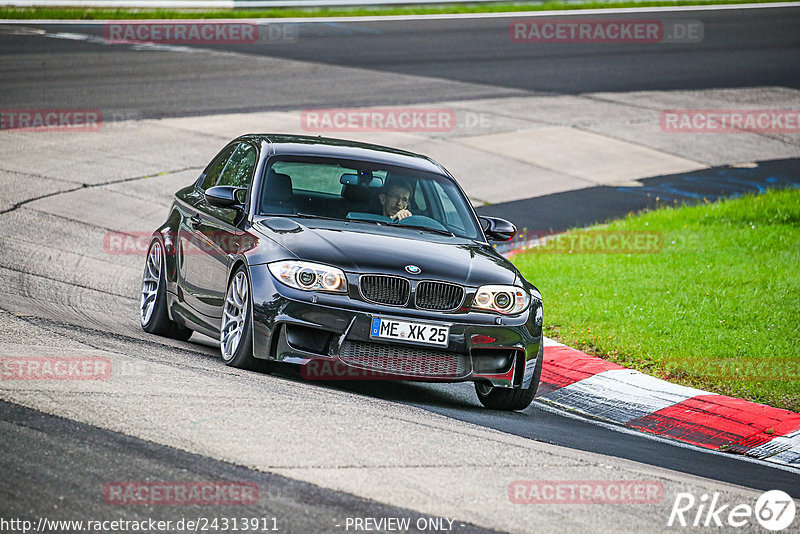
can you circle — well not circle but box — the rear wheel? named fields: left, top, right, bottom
left=220, top=266, right=259, bottom=370
left=140, top=239, right=193, bottom=341
left=475, top=350, right=542, bottom=411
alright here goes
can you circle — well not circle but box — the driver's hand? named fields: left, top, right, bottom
left=392, top=209, right=412, bottom=221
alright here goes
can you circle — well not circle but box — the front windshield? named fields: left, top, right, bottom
left=258, top=156, right=482, bottom=240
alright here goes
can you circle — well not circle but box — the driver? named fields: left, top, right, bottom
left=378, top=179, right=412, bottom=221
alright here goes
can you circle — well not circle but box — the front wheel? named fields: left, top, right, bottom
left=219, top=266, right=259, bottom=370
left=475, top=350, right=542, bottom=411
left=140, top=239, right=193, bottom=341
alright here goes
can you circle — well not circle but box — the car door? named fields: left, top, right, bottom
left=180, top=142, right=257, bottom=321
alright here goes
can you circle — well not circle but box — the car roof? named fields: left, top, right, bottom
left=238, top=134, right=447, bottom=175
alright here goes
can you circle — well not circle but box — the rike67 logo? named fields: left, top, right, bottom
left=668, top=490, right=796, bottom=531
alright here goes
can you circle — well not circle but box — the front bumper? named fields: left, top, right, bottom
left=251, top=282, right=542, bottom=389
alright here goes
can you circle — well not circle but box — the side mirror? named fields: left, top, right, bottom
left=480, top=216, right=517, bottom=242
left=205, top=186, right=246, bottom=209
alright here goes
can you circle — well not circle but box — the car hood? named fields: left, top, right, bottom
left=251, top=218, right=517, bottom=287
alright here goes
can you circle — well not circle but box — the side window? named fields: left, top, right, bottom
left=433, top=182, right=458, bottom=222
left=432, top=181, right=467, bottom=232
left=414, top=183, right=427, bottom=211
left=217, top=143, right=257, bottom=189
left=272, top=161, right=344, bottom=195
left=200, top=144, right=237, bottom=191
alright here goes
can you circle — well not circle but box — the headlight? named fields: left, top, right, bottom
left=472, top=285, right=530, bottom=315
left=268, top=261, right=347, bottom=293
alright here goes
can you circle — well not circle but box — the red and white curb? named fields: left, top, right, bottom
left=535, top=338, right=800, bottom=468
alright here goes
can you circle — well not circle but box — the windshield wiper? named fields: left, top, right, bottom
left=294, top=212, right=344, bottom=221
left=397, top=224, right=454, bottom=237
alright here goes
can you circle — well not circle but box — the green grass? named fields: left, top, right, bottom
left=0, top=0, right=793, bottom=20
left=513, top=188, right=800, bottom=412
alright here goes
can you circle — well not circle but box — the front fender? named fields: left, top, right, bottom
left=154, top=206, right=183, bottom=288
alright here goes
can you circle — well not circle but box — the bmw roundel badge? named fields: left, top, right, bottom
left=405, top=265, right=421, bottom=274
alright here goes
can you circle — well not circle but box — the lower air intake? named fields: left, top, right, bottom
left=338, top=340, right=470, bottom=378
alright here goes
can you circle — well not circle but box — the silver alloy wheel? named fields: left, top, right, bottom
left=140, top=241, right=162, bottom=326
left=220, top=270, right=249, bottom=361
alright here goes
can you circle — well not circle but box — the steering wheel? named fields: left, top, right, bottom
left=394, top=215, right=449, bottom=232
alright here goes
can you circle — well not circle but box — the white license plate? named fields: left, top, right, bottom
left=370, top=318, right=449, bottom=346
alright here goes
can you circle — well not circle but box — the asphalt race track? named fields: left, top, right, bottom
left=1, top=5, right=799, bottom=533
left=1, top=7, right=799, bottom=117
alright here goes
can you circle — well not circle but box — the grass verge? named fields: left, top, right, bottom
left=513, top=187, right=800, bottom=412
left=0, top=0, right=794, bottom=20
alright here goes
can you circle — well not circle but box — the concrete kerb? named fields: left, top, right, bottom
left=528, top=337, right=800, bottom=468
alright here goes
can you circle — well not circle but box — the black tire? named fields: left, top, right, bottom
left=219, top=266, right=260, bottom=370
left=475, top=346, right=542, bottom=411
left=140, top=239, right=193, bottom=341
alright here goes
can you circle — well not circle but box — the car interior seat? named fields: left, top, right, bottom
left=260, top=169, right=295, bottom=214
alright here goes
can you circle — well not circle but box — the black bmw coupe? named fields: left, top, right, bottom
left=141, top=134, right=543, bottom=410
